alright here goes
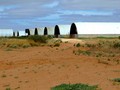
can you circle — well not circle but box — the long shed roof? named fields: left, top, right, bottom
left=0, top=29, right=13, bottom=36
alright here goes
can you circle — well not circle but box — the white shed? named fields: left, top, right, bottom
left=70, top=22, right=120, bottom=37
left=54, top=24, right=71, bottom=37
left=0, top=29, right=13, bottom=37
left=19, top=31, right=26, bottom=36
left=47, top=27, right=54, bottom=35
left=14, top=31, right=19, bottom=37
left=37, top=27, right=44, bottom=35
left=29, top=29, right=35, bottom=35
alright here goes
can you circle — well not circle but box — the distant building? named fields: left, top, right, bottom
left=55, top=22, right=120, bottom=38
left=14, top=31, right=19, bottom=37
left=19, top=31, right=26, bottom=36
left=25, top=22, right=120, bottom=38
left=46, top=27, right=54, bottom=36
left=54, top=24, right=71, bottom=38
left=70, top=22, right=120, bottom=38
left=29, top=29, right=35, bottom=35
left=0, top=29, right=13, bottom=37
left=37, top=28, right=44, bottom=35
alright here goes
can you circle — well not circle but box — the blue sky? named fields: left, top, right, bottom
left=0, top=0, right=120, bottom=30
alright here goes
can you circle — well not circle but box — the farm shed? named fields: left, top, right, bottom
left=0, top=29, right=13, bottom=37
left=47, top=27, right=54, bottom=35
left=37, top=28, right=44, bottom=35
left=70, top=22, right=120, bottom=37
left=14, top=31, right=19, bottom=37
left=29, top=29, right=35, bottom=35
left=54, top=24, right=71, bottom=37
left=19, top=31, right=26, bottom=36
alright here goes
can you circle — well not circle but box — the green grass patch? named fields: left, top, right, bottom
left=6, top=88, right=11, bottom=90
left=112, top=78, right=120, bottom=83
left=51, top=83, right=99, bottom=90
left=74, top=43, right=81, bottom=47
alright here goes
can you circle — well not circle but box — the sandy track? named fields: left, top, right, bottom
left=0, top=40, right=120, bottom=90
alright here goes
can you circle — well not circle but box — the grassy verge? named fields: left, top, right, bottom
left=0, top=35, right=53, bottom=49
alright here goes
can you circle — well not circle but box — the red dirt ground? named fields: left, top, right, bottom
left=0, top=39, right=120, bottom=90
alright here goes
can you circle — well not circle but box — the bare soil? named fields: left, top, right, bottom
left=0, top=39, right=120, bottom=90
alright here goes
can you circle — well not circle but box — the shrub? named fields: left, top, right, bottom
left=28, top=35, right=50, bottom=43
left=52, top=39, right=62, bottom=47
left=96, top=53, right=102, bottom=57
left=6, top=88, right=11, bottom=90
left=47, top=35, right=53, bottom=39
left=22, top=44, right=31, bottom=48
left=119, top=36, right=120, bottom=39
left=28, top=40, right=39, bottom=46
left=54, top=39, right=62, bottom=43
left=54, top=43, right=60, bottom=47
left=76, top=43, right=81, bottom=47
left=51, top=83, right=99, bottom=90
left=65, top=41, right=68, bottom=43
left=9, top=44, right=19, bottom=48
left=112, top=78, right=120, bottom=83
left=113, top=42, right=120, bottom=48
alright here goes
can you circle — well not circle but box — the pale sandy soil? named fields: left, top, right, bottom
left=0, top=39, right=120, bottom=90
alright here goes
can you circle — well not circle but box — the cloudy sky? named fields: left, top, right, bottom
left=0, top=0, right=120, bottom=30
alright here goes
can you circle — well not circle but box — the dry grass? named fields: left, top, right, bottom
left=0, top=36, right=62, bottom=50
left=0, top=37, right=120, bottom=90
left=73, top=38, right=120, bottom=65
left=0, top=38, right=39, bottom=49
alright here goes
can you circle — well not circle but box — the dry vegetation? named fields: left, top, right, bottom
left=73, top=38, right=120, bottom=65
left=0, top=36, right=120, bottom=90
left=0, top=36, right=53, bottom=49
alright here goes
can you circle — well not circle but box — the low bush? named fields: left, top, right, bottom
left=6, top=88, right=11, bottom=90
left=54, top=39, right=62, bottom=43
left=119, top=36, right=120, bottom=39
left=113, top=42, right=120, bottom=48
left=9, top=44, right=19, bottom=49
left=51, top=83, right=99, bottom=90
left=75, top=43, right=81, bottom=47
left=54, top=43, right=60, bottom=47
left=28, top=35, right=51, bottom=43
left=22, top=44, right=31, bottom=48
left=47, top=35, right=53, bottom=39
left=112, top=78, right=120, bottom=83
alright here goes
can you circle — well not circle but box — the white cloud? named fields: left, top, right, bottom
left=0, top=0, right=120, bottom=30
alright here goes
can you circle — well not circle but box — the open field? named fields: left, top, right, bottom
left=0, top=36, right=120, bottom=90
